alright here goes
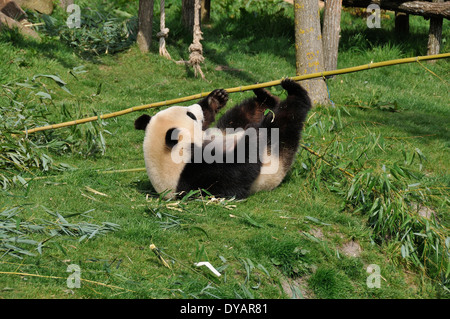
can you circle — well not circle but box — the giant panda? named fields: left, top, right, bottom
left=134, top=78, right=311, bottom=199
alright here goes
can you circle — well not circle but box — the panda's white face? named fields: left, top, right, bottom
left=142, top=103, right=204, bottom=195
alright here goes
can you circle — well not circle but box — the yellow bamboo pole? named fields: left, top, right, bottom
left=0, top=271, right=135, bottom=292
left=23, top=53, right=450, bottom=135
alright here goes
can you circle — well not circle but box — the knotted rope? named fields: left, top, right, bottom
left=188, top=0, right=205, bottom=79
left=157, top=0, right=171, bottom=59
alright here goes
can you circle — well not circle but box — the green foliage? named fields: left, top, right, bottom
left=309, top=267, right=354, bottom=299
left=0, top=206, right=120, bottom=259
left=0, top=73, right=109, bottom=188
left=247, top=234, right=312, bottom=278
left=211, top=0, right=294, bottom=40
left=32, top=4, right=137, bottom=57
left=297, top=105, right=449, bottom=281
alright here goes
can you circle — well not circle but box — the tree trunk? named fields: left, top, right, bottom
left=137, top=0, right=154, bottom=53
left=294, top=0, right=329, bottom=105
left=182, top=0, right=195, bottom=31
left=427, top=0, right=443, bottom=57
left=183, top=0, right=209, bottom=30
left=322, top=0, right=342, bottom=71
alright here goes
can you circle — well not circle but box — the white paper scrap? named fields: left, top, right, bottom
left=194, top=262, right=221, bottom=277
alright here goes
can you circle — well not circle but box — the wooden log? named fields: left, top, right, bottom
left=14, top=0, right=53, bottom=15
left=0, top=10, right=40, bottom=40
left=342, top=0, right=450, bottom=19
left=0, top=0, right=27, bottom=21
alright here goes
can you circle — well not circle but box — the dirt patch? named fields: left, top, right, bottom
left=341, top=240, right=362, bottom=258
left=415, top=204, right=437, bottom=220
left=309, top=227, right=324, bottom=240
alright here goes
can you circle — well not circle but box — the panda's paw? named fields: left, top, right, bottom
left=281, top=78, right=307, bottom=97
left=208, top=89, right=228, bottom=111
left=253, top=88, right=279, bottom=108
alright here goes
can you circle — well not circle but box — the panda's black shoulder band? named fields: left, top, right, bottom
left=134, top=114, right=152, bottom=130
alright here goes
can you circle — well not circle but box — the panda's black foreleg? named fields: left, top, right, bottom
left=198, top=89, right=229, bottom=129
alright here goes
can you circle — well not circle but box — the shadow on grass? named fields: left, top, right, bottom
left=350, top=108, right=449, bottom=144
left=339, top=24, right=430, bottom=57
left=165, top=8, right=295, bottom=83
left=0, top=28, right=79, bottom=70
left=131, top=179, right=156, bottom=196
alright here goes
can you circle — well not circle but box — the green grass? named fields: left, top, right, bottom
left=0, top=1, right=449, bottom=299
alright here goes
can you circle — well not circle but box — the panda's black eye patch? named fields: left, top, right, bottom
left=165, top=128, right=180, bottom=149
left=187, top=111, right=197, bottom=121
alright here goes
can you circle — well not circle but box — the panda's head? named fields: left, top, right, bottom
left=134, top=103, right=205, bottom=194
left=134, top=103, right=205, bottom=148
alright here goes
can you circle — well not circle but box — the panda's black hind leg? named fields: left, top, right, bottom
left=198, top=89, right=229, bottom=129
left=262, top=79, right=311, bottom=129
left=259, top=79, right=311, bottom=168
left=280, top=78, right=310, bottom=98
left=215, top=87, right=280, bottom=130
left=253, top=87, right=280, bottom=109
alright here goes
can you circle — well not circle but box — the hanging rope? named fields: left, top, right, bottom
left=188, top=0, right=205, bottom=79
left=157, top=0, right=171, bottom=59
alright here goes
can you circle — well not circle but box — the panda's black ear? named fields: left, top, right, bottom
left=134, top=114, right=152, bottom=130
left=165, top=128, right=180, bottom=149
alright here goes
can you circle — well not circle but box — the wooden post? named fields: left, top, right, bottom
left=137, top=0, right=154, bottom=53
left=201, top=0, right=211, bottom=23
left=395, top=12, right=409, bottom=35
left=294, top=0, right=330, bottom=105
left=427, top=0, right=443, bottom=57
left=322, top=0, right=342, bottom=71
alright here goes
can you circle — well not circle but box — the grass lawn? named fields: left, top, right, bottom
left=0, top=1, right=449, bottom=299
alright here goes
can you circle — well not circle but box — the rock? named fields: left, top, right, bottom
left=14, top=0, right=53, bottom=15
